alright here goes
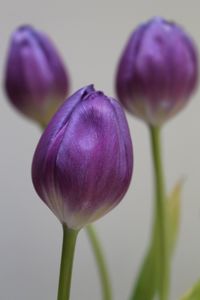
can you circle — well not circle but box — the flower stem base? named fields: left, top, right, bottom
left=57, top=224, right=78, bottom=300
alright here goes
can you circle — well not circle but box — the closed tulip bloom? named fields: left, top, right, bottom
left=116, top=17, right=198, bottom=125
left=32, top=85, right=133, bottom=230
left=5, top=25, right=70, bottom=126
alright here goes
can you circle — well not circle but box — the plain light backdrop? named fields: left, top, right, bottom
left=0, top=0, right=200, bottom=299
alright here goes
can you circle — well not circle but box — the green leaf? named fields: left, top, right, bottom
left=130, top=246, right=158, bottom=300
left=180, top=280, right=200, bottom=300
left=166, top=180, right=183, bottom=254
left=129, top=181, right=183, bottom=300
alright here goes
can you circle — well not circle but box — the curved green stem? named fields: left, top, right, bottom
left=57, top=224, right=78, bottom=300
left=150, top=125, right=169, bottom=300
left=86, top=225, right=112, bottom=300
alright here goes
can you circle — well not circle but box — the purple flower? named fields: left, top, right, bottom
left=116, top=17, right=199, bottom=125
left=32, top=85, right=133, bottom=229
left=5, top=25, right=70, bottom=126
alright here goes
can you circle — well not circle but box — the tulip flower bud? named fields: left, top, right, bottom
left=32, top=85, right=133, bottom=229
left=5, top=25, right=70, bottom=126
left=116, top=17, right=198, bottom=125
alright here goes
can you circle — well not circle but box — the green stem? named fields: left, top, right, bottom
left=57, top=224, right=78, bottom=300
left=86, top=225, right=112, bottom=300
left=149, top=125, right=169, bottom=300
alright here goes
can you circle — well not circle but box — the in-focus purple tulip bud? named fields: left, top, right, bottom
left=116, top=17, right=199, bottom=125
left=32, top=85, right=133, bottom=230
left=5, top=25, right=70, bottom=126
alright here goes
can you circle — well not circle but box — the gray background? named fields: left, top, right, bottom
left=0, top=0, right=200, bottom=299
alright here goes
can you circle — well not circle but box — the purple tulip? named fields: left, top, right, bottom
left=116, top=17, right=198, bottom=125
left=32, top=85, right=133, bottom=229
left=5, top=25, right=70, bottom=126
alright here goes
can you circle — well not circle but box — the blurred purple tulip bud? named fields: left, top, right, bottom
left=5, top=25, right=70, bottom=126
left=116, top=17, right=199, bottom=126
left=32, top=85, right=133, bottom=229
